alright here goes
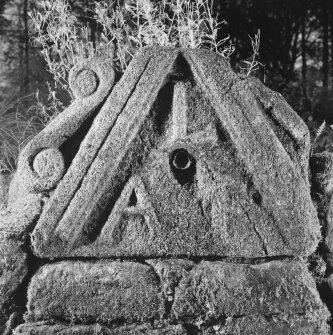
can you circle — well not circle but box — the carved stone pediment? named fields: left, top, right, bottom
left=12, top=47, right=319, bottom=259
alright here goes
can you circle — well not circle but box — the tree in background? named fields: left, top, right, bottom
left=0, top=0, right=47, bottom=173
left=1, top=0, right=333, bottom=172
left=29, top=0, right=233, bottom=96
left=1, top=0, right=46, bottom=96
left=215, top=0, right=333, bottom=152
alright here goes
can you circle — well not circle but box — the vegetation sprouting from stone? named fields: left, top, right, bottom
left=0, top=0, right=333, bottom=172
left=29, top=0, right=234, bottom=91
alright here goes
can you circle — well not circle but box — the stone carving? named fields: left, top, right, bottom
left=13, top=56, right=115, bottom=195
left=0, top=46, right=331, bottom=334
left=17, top=47, right=319, bottom=259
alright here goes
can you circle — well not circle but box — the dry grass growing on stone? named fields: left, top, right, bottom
left=95, top=0, right=234, bottom=72
left=30, top=0, right=234, bottom=92
left=0, top=94, right=42, bottom=174
left=2, top=0, right=233, bottom=174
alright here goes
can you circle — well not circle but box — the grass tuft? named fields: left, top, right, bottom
left=0, top=93, right=42, bottom=174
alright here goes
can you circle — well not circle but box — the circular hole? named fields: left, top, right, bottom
left=171, top=149, right=192, bottom=170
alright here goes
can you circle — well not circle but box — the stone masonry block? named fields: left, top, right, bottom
left=172, top=260, right=329, bottom=326
left=19, top=48, right=319, bottom=259
left=14, top=322, right=188, bottom=335
left=26, top=261, right=163, bottom=325
left=202, top=313, right=330, bottom=335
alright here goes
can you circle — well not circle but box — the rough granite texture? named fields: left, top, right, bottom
left=26, top=261, right=163, bottom=324
left=0, top=175, right=11, bottom=211
left=201, top=313, right=330, bottom=335
left=8, top=56, right=115, bottom=202
left=14, top=323, right=188, bottom=335
left=0, top=194, right=43, bottom=333
left=172, top=260, right=328, bottom=323
left=20, top=47, right=320, bottom=258
left=12, top=315, right=330, bottom=335
left=19, top=260, right=331, bottom=334
left=146, top=259, right=195, bottom=303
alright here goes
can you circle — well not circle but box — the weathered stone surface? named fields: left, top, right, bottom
left=32, top=148, right=65, bottom=189
left=19, top=47, right=319, bottom=259
left=13, top=313, right=331, bottom=335
left=0, top=194, right=43, bottom=325
left=202, top=313, right=330, bottom=335
left=26, top=261, right=163, bottom=324
left=146, top=259, right=194, bottom=304
left=0, top=194, right=43, bottom=241
left=10, top=55, right=115, bottom=201
left=172, top=260, right=329, bottom=324
left=14, top=322, right=188, bottom=335
left=0, top=237, right=27, bottom=313
left=0, top=174, right=11, bottom=210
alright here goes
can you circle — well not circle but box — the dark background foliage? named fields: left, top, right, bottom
left=216, top=0, right=333, bottom=152
left=0, top=0, right=333, bottom=167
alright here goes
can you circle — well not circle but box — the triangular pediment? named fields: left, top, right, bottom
left=28, top=47, right=319, bottom=258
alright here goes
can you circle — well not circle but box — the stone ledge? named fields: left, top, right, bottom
left=14, top=322, right=188, bottom=335
left=14, top=312, right=330, bottom=335
left=201, top=313, right=330, bottom=335
left=23, top=259, right=329, bottom=333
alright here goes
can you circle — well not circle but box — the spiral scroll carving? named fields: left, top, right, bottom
left=69, top=57, right=114, bottom=99
left=70, top=69, right=99, bottom=98
left=32, top=148, right=65, bottom=190
left=17, top=55, right=115, bottom=193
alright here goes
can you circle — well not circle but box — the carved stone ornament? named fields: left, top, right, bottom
left=1, top=47, right=330, bottom=334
